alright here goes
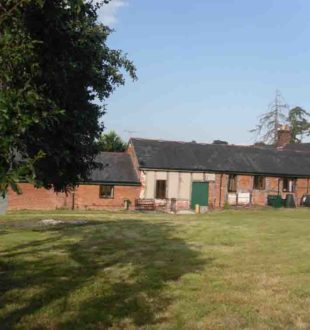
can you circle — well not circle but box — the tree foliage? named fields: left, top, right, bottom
left=98, top=131, right=127, bottom=152
left=0, top=0, right=53, bottom=196
left=251, top=109, right=286, bottom=144
left=0, top=0, right=136, bottom=196
left=287, top=107, right=310, bottom=143
left=251, top=102, right=310, bottom=145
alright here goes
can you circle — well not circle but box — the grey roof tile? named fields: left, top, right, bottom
left=86, top=152, right=140, bottom=184
left=131, top=138, right=310, bottom=177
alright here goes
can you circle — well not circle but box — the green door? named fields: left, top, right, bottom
left=191, top=182, right=209, bottom=209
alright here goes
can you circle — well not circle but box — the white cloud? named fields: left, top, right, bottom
left=97, top=0, right=128, bottom=27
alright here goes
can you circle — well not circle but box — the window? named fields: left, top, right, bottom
left=99, top=185, right=114, bottom=198
left=283, top=178, right=296, bottom=193
left=253, top=176, right=265, bottom=190
left=228, top=175, right=237, bottom=192
left=156, top=180, right=166, bottom=199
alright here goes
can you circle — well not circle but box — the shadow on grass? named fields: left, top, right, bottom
left=0, top=219, right=209, bottom=329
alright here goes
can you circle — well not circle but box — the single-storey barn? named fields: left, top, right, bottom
left=8, top=153, right=140, bottom=211
left=128, top=128, right=310, bottom=211
left=7, top=127, right=310, bottom=212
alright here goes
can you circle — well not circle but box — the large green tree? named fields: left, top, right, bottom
left=0, top=0, right=136, bottom=196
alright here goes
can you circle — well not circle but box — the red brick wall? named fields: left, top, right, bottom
left=262, top=177, right=309, bottom=206
left=295, top=179, right=310, bottom=205
left=8, top=183, right=141, bottom=211
left=9, top=177, right=310, bottom=211
left=238, top=175, right=252, bottom=190
left=8, top=183, right=71, bottom=210
left=214, top=174, right=228, bottom=208
left=74, top=184, right=141, bottom=210
left=207, top=180, right=216, bottom=209
left=212, top=174, right=310, bottom=207
left=252, top=189, right=266, bottom=206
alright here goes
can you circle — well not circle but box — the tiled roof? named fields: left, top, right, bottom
left=131, top=138, right=310, bottom=177
left=87, top=152, right=140, bottom=184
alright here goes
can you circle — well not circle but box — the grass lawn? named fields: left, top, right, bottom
left=1, top=209, right=310, bottom=329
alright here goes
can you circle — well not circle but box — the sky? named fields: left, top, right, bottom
left=97, top=0, right=310, bottom=144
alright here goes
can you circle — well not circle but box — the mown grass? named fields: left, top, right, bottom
left=1, top=208, right=310, bottom=329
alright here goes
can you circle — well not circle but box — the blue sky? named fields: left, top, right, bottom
left=98, top=0, right=310, bottom=144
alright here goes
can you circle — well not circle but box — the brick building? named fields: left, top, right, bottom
left=128, top=127, right=310, bottom=210
left=7, top=127, right=310, bottom=211
left=8, top=153, right=140, bottom=211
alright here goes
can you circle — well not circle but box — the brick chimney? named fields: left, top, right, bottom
left=276, top=124, right=291, bottom=147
